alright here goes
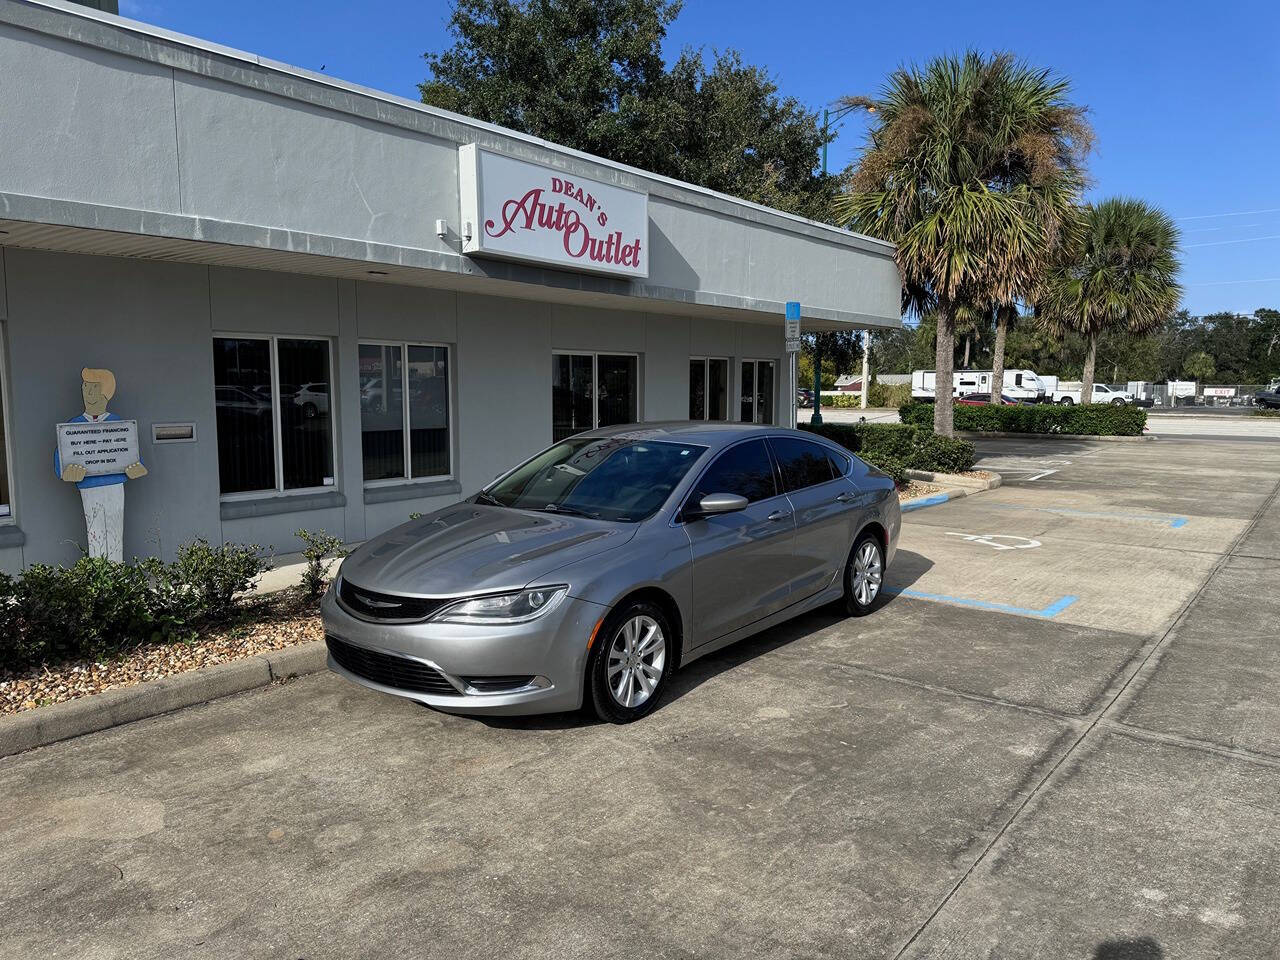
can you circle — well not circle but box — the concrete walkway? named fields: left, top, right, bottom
left=2, top=429, right=1278, bottom=958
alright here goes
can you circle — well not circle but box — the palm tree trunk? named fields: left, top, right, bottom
left=991, top=305, right=1011, bottom=402
left=1081, top=332, right=1098, bottom=404
left=934, top=303, right=956, bottom=437
left=962, top=333, right=971, bottom=368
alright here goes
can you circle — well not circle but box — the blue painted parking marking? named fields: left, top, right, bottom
left=883, top=588, right=1078, bottom=619
left=985, top=502, right=1188, bottom=529
left=901, top=493, right=950, bottom=512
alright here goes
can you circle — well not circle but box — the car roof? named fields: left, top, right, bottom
left=574, top=421, right=822, bottom=450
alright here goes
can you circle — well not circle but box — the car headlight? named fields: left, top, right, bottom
left=431, top=586, right=569, bottom=625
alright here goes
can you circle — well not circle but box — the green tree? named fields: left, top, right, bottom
left=1040, top=198, right=1182, bottom=402
left=837, top=52, right=1090, bottom=435
left=421, top=0, right=835, bottom=219
left=1183, top=350, right=1216, bottom=382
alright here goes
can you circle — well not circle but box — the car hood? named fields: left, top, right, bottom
left=338, top=503, right=637, bottom=597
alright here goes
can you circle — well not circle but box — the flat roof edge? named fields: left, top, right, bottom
left=9, top=0, right=895, bottom=259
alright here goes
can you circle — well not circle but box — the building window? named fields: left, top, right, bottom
left=740, top=359, right=776, bottom=424
left=689, top=357, right=729, bottom=421
left=213, top=336, right=335, bottom=496
left=359, top=342, right=451, bottom=483
left=552, top=352, right=639, bottom=442
left=0, top=338, right=11, bottom=519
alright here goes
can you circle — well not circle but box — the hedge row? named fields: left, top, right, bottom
left=799, top=422, right=976, bottom=485
left=899, top=401, right=1147, bottom=436
left=814, top=383, right=913, bottom=408
left=0, top=540, right=271, bottom=673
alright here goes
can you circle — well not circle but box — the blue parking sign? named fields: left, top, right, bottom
left=785, top=301, right=801, bottom=321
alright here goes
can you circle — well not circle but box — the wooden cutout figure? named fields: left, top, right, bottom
left=55, top=368, right=147, bottom=561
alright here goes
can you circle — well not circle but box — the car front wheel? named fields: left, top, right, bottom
left=844, top=532, right=884, bottom=617
left=586, top=601, right=673, bottom=723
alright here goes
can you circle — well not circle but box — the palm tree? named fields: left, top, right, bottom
left=1039, top=199, right=1182, bottom=402
left=836, top=52, right=1090, bottom=435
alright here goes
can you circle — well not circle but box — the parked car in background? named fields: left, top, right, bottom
left=1052, top=383, right=1135, bottom=405
left=1255, top=381, right=1280, bottom=409
left=323, top=423, right=901, bottom=723
left=293, top=382, right=330, bottom=418
left=957, top=393, right=1023, bottom=405
left=797, top=387, right=815, bottom=409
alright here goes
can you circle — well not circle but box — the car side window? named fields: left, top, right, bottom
left=826, top=449, right=851, bottom=478
left=693, top=439, right=778, bottom=504
left=770, top=437, right=836, bottom=492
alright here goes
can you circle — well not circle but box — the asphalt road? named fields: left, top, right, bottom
left=3, top=428, right=1279, bottom=959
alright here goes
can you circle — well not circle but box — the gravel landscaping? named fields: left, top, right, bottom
left=0, top=589, right=321, bottom=715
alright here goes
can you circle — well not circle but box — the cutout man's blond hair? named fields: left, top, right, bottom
left=81, top=367, right=117, bottom=401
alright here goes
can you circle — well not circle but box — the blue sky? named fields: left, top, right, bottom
left=119, top=0, right=1280, bottom=315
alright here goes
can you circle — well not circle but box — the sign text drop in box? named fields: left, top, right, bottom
left=56, top=420, right=140, bottom=476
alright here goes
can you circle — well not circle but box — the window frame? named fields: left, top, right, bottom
left=551, top=349, right=643, bottom=436
left=358, top=338, right=455, bottom=488
left=689, top=356, right=730, bottom=422
left=213, top=332, right=339, bottom=502
left=0, top=327, right=14, bottom=523
left=739, top=358, right=779, bottom=425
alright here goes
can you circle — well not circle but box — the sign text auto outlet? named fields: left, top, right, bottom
left=459, top=145, right=649, bottom=279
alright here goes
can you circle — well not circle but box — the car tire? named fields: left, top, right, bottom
left=1111, top=398, right=1125, bottom=406
left=586, top=600, right=673, bottom=724
left=1058, top=397, right=1074, bottom=406
left=302, top=401, right=318, bottom=419
left=844, top=530, right=884, bottom=617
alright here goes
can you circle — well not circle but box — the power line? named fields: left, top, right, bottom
left=1183, top=233, right=1280, bottom=249
left=1176, top=206, right=1280, bottom=221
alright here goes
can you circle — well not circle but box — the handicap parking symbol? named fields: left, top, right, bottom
left=945, top=532, right=1042, bottom=551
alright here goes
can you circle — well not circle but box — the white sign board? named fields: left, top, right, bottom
left=56, top=420, right=139, bottom=476
left=1203, top=386, right=1236, bottom=397
left=459, top=144, right=649, bottom=278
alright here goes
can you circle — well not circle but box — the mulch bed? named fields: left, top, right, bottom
left=0, top=589, right=323, bottom=716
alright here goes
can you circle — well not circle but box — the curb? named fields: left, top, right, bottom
left=953, top=430, right=1156, bottom=442
left=900, top=469, right=1002, bottom=513
left=0, top=640, right=327, bottom=760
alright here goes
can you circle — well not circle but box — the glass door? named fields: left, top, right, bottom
left=553, top=353, right=639, bottom=441
left=740, top=360, right=776, bottom=424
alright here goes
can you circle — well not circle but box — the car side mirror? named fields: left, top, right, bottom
left=691, top=492, right=749, bottom=518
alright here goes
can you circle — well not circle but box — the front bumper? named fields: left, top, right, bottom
left=320, top=586, right=606, bottom=715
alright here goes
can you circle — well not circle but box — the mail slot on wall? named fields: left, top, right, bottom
left=152, top=422, right=196, bottom=443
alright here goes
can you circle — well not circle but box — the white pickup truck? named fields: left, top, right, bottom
left=1052, top=383, right=1136, bottom=406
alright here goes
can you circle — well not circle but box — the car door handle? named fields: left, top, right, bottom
left=766, top=510, right=791, bottom=522
left=835, top=492, right=857, bottom=503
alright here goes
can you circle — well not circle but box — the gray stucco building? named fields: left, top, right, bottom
left=0, top=0, right=901, bottom=569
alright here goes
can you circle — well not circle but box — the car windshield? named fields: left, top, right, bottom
left=480, top=436, right=708, bottom=522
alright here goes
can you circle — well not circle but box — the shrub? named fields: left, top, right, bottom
left=798, top=421, right=976, bottom=477
left=899, top=400, right=1147, bottom=436
left=296, top=529, right=348, bottom=599
left=0, top=556, right=180, bottom=671
left=165, top=538, right=271, bottom=622
left=868, top=382, right=913, bottom=407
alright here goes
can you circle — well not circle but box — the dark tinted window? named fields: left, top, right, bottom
left=827, top=449, right=851, bottom=478
left=694, top=439, right=777, bottom=504
left=772, top=437, right=836, bottom=491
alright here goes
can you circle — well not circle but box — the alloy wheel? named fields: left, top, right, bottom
left=606, top=615, right=666, bottom=709
left=852, top=540, right=883, bottom=607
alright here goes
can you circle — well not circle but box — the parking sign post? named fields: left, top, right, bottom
left=785, top=302, right=801, bottom=428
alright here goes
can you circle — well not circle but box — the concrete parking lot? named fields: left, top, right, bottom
left=3, top=425, right=1279, bottom=959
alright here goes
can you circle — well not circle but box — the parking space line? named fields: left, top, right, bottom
left=884, top=587, right=1078, bottom=619
left=985, top=502, right=1189, bottom=528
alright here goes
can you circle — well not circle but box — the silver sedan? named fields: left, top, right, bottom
left=321, top=423, right=900, bottom=723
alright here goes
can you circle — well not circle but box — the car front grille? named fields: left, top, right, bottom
left=326, top=635, right=460, bottom=696
left=338, top=579, right=448, bottom=622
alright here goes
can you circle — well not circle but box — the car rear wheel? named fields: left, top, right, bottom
left=1058, top=397, right=1074, bottom=405
left=586, top=601, right=672, bottom=723
left=1111, top=398, right=1125, bottom=406
left=844, top=532, right=884, bottom=617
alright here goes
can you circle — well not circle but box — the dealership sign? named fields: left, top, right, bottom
left=459, top=145, right=649, bottom=278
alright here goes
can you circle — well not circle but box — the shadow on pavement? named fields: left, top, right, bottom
left=1093, top=937, right=1163, bottom=959
left=470, top=549, right=934, bottom=731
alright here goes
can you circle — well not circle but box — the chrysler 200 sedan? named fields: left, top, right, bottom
left=322, top=423, right=900, bottom=723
